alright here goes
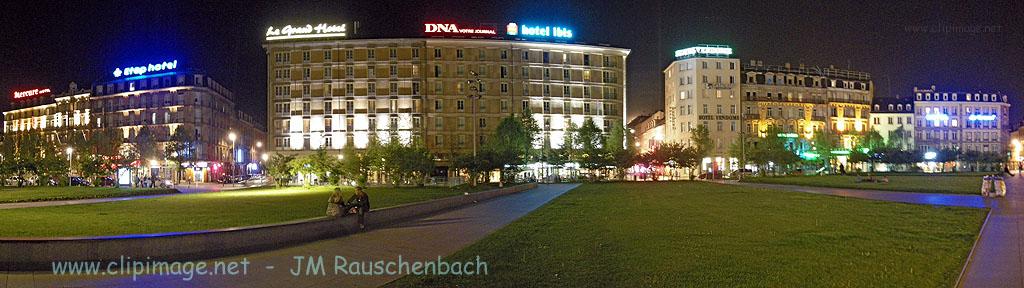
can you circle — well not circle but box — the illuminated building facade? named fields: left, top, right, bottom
left=3, top=67, right=266, bottom=183
left=662, top=44, right=875, bottom=173
left=913, top=85, right=1009, bottom=154
left=263, top=24, right=629, bottom=176
left=870, top=97, right=914, bottom=150
left=663, top=45, right=741, bottom=172
left=741, top=61, right=873, bottom=160
left=627, top=111, right=664, bottom=154
left=3, top=82, right=91, bottom=145
left=90, top=70, right=265, bottom=182
left=1010, top=123, right=1024, bottom=168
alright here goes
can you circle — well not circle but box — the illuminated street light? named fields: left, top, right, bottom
left=924, top=151, right=937, bottom=160
left=256, top=141, right=263, bottom=148
left=261, top=153, right=269, bottom=162
left=228, top=131, right=237, bottom=179
left=66, top=147, right=73, bottom=187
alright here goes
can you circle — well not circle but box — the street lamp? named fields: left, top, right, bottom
left=228, top=132, right=237, bottom=181
left=466, top=71, right=483, bottom=157
left=66, top=147, right=73, bottom=186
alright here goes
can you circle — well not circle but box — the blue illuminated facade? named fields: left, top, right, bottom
left=912, top=85, right=1010, bottom=154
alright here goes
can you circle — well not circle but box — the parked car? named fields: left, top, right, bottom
left=70, top=177, right=92, bottom=186
left=698, top=172, right=724, bottom=180
left=727, top=169, right=753, bottom=179
left=96, top=177, right=116, bottom=187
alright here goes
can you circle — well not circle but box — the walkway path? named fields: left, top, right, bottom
left=0, top=184, right=253, bottom=210
left=0, top=183, right=579, bottom=288
left=723, top=181, right=993, bottom=208
left=959, top=176, right=1024, bottom=288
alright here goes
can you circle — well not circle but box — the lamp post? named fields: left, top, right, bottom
left=228, top=132, right=237, bottom=181
left=66, top=147, right=74, bottom=186
left=466, top=71, right=483, bottom=157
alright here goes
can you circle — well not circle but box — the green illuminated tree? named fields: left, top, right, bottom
left=267, top=153, right=295, bottom=187
left=576, top=118, right=606, bottom=180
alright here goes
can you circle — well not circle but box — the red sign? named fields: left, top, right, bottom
left=13, top=88, right=51, bottom=99
left=424, top=23, right=497, bottom=35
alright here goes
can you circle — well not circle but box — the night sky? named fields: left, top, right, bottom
left=2, top=0, right=1022, bottom=126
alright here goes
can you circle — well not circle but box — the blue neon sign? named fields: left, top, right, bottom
left=506, top=23, right=573, bottom=39
left=113, top=60, right=178, bottom=78
left=968, top=114, right=997, bottom=121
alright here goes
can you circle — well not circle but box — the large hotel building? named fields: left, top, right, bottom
left=3, top=66, right=265, bottom=183
left=663, top=45, right=874, bottom=172
left=263, top=22, right=629, bottom=174
left=913, top=85, right=1009, bottom=154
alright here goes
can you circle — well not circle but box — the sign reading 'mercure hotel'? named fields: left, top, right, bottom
left=265, top=23, right=347, bottom=41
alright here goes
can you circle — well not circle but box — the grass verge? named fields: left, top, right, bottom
left=0, top=187, right=178, bottom=203
left=388, top=181, right=986, bottom=287
left=0, top=184, right=496, bottom=237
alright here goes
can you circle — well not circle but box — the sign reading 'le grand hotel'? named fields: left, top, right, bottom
left=264, top=23, right=347, bottom=41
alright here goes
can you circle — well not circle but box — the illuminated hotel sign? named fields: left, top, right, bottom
left=924, top=113, right=949, bottom=121
left=265, top=23, right=347, bottom=41
left=424, top=23, right=497, bottom=36
left=506, top=23, right=573, bottom=39
left=968, top=114, right=997, bottom=121
left=675, top=45, right=733, bottom=59
left=13, top=88, right=52, bottom=99
left=113, top=60, right=178, bottom=78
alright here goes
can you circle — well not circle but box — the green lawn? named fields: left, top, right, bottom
left=0, top=184, right=495, bottom=237
left=740, top=174, right=983, bottom=194
left=0, top=186, right=178, bottom=203
left=389, top=182, right=986, bottom=287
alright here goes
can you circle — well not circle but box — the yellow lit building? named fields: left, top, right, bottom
left=741, top=61, right=873, bottom=163
left=263, top=23, right=630, bottom=178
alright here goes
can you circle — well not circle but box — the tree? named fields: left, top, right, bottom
left=688, top=124, right=712, bottom=177
left=288, top=154, right=317, bottom=187
left=935, top=148, right=961, bottom=172
left=659, top=142, right=693, bottom=180
left=135, top=126, right=159, bottom=164
left=606, top=124, right=637, bottom=180
left=747, top=127, right=800, bottom=175
left=403, top=138, right=435, bottom=186
left=851, top=130, right=885, bottom=173
left=14, top=134, right=43, bottom=185
left=690, top=124, right=713, bottom=162
left=888, top=126, right=912, bottom=150
left=88, top=129, right=124, bottom=183
left=164, top=128, right=194, bottom=184
left=485, top=113, right=536, bottom=185
left=339, top=141, right=369, bottom=186
left=453, top=151, right=494, bottom=186
left=378, top=136, right=406, bottom=187
left=267, top=153, right=295, bottom=187
left=810, top=132, right=840, bottom=174
left=575, top=118, right=606, bottom=180
left=36, top=143, right=69, bottom=186
left=0, top=137, right=15, bottom=182
left=114, top=143, right=141, bottom=187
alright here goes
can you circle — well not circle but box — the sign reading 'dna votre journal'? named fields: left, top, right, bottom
left=265, top=23, right=347, bottom=41
left=112, top=60, right=178, bottom=78
left=423, top=23, right=497, bottom=36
